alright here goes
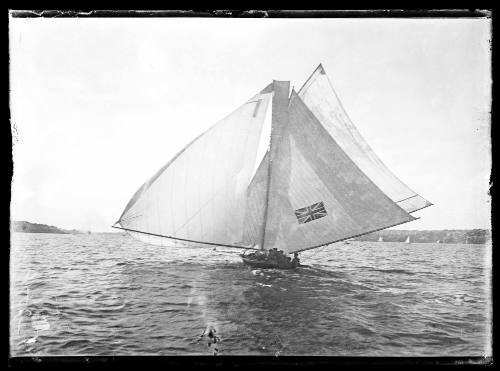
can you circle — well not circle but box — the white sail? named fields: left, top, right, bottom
left=241, top=150, right=269, bottom=247
left=262, top=91, right=416, bottom=254
left=378, top=236, right=383, bottom=242
left=298, top=65, right=432, bottom=213
left=118, top=68, right=430, bottom=255
left=118, top=84, right=274, bottom=247
left=405, top=236, right=411, bottom=243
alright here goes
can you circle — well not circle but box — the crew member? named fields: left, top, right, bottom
left=291, top=252, right=300, bottom=268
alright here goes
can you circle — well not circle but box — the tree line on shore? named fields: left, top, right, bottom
left=352, top=229, right=490, bottom=244
left=11, top=221, right=91, bottom=235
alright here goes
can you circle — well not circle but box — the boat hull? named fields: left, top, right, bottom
left=240, top=256, right=296, bottom=270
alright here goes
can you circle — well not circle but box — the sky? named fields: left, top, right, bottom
left=9, top=17, right=491, bottom=232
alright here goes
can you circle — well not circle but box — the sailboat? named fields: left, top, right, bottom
left=378, top=236, right=383, bottom=242
left=405, top=236, right=411, bottom=244
left=113, top=64, right=432, bottom=269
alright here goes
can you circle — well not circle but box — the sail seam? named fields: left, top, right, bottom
left=395, top=194, right=421, bottom=203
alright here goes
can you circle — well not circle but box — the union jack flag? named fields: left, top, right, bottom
left=294, top=201, right=328, bottom=224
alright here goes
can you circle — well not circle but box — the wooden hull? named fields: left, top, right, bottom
left=240, top=256, right=296, bottom=270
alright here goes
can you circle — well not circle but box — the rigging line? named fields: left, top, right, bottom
left=112, top=225, right=258, bottom=250
left=291, top=217, right=420, bottom=254
left=296, top=63, right=323, bottom=95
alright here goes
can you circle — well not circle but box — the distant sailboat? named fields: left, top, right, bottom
left=378, top=236, right=383, bottom=242
left=405, top=236, right=411, bottom=244
left=113, top=64, right=432, bottom=268
left=436, top=240, right=441, bottom=244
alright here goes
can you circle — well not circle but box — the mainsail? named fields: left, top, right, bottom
left=298, top=65, right=432, bottom=213
left=116, top=66, right=430, bottom=254
left=262, top=90, right=416, bottom=254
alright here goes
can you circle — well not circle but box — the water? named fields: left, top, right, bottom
left=10, top=233, right=492, bottom=356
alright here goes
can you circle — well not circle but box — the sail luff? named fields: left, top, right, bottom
left=260, top=80, right=290, bottom=250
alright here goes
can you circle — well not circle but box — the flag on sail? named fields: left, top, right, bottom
left=263, top=90, right=417, bottom=254
left=298, top=64, right=432, bottom=213
left=294, top=202, right=328, bottom=224
left=118, top=84, right=274, bottom=247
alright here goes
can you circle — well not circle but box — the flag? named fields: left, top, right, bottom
left=294, top=201, right=328, bottom=224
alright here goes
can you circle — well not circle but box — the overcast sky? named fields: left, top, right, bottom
left=9, top=17, right=491, bottom=232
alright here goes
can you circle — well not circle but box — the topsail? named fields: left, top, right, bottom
left=116, top=65, right=430, bottom=254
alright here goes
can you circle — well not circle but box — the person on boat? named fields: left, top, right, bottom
left=256, top=251, right=267, bottom=261
left=267, top=248, right=277, bottom=262
left=275, top=250, right=287, bottom=267
left=250, top=249, right=263, bottom=260
left=290, top=252, right=300, bottom=268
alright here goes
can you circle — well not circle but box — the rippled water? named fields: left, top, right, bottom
left=10, top=233, right=492, bottom=356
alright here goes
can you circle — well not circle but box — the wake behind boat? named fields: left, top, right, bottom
left=113, top=64, right=432, bottom=268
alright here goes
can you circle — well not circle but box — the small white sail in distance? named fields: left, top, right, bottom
left=378, top=235, right=383, bottom=242
left=405, top=236, right=411, bottom=243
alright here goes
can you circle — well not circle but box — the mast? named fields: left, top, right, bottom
left=260, top=80, right=290, bottom=250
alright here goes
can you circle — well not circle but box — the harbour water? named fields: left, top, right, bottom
left=10, top=233, right=492, bottom=356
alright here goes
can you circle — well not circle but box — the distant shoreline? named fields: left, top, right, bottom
left=10, top=220, right=490, bottom=244
left=352, top=229, right=490, bottom=244
left=11, top=221, right=92, bottom=235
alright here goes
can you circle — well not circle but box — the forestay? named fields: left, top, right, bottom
left=298, top=65, right=432, bottom=213
left=118, top=84, right=273, bottom=247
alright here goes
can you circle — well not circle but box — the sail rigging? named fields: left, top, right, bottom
left=298, top=64, right=432, bottom=214
left=116, top=65, right=431, bottom=254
